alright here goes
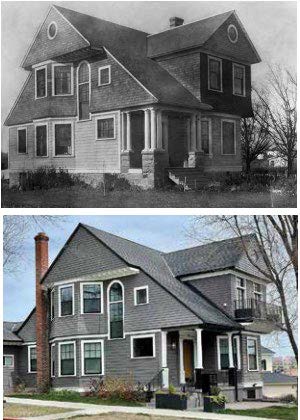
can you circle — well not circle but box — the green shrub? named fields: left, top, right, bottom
left=168, top=384, right=176, bottom=394
left=103, top=174, right=140, bottom=192
left=90, top=376, right=146, bottom=402
left=210, top=386, right=221, bottom=396
left=19, top=167, right=82, bottom=190
left=279, top=394, right=297, bottom=403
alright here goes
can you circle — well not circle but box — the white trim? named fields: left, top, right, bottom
left=200, top=118, right=212, bottom=156
left=232, top=63, right=246, bottom=97
left=236, top=277, right=246, bottom=303
left=98, top=65, right=111, bottom=86
left=32, top=60, right=55, bottom=69
left=243, top=381, right=263, bottom=388
left=241, top=331, right=262, bottom=337
left=52, top=63, right=74, bottom=96
left=58, top=284, right=75, bottom=318
left=124, top=329, right=161, bottom=337
left=34, top=122, right=49, bottom=158
left=181, top=269, right=270, bottom=284
left=22, top=341, right=36, bottom=346
left=77, top=61, right=91, bottom=122
left=51, top=343, right=55, bottom=378
left=35, top=65, right=47, bottom=100
left=3, top=354, right=14, bottom=368
left=50, top=288, right=55, bottom=321
left=80, top=282, right=103, bottom=315
left=232, top=11, right=261, bottom=62
left=208, top=56, right=223, bottom=92
left=221, top=119, right=236, bottom=155
left=53, top=5, right=90, bottom=45
left=95, top=114, right=116, bottom=141
left=247, top=336, right=259, bottom=372
left=134, top=286, right=149, bottom=306
left=81, top=339, right=104, bottom=376
left=50, top=334, right=108, bottom=343
left=107, top=280, right=125, bottom=340
left=233, top=336, right=241, bottom=370
left=53, top=120, right=75, bottom=157
left=17, top=127, right=28, bottom=155
left=130, top=334, right=156, bottom=359
left=28, top=345, right=37, bottom=373
left=227, top=24, right=238, bottom=44
left=217, top=335, right=228, bottom=371
left=58, top=341, right=76, bottom=377
left=47, top=21, right=58, bottom=40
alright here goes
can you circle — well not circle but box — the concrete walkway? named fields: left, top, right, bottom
left=5, top=397, right=282, bottom=420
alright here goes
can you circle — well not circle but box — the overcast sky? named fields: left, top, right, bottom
left=1, top=1, right=297, bottom=151
left=3, top=215, right=294, bottom=356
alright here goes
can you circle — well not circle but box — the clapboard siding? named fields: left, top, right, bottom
left=3, top=346, right=20, bottom=393
left=17, top=311, right=36, bottom=343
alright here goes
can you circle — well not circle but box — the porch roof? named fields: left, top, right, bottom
left=3, top=321, right=23, bottom=342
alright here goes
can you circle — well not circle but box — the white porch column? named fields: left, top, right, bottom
left=187, top=118, right=191, bottom=151
left=144, top=109, right=151, bottom=151
left=121, top=112, right=126, bottom=151
left=156, top=109, right=163, bottom=149
left=195, top=328, right=203, bottom=369
left=126, top=112, right=132, bottom=151
left=190, top=113, right=197, bottom=152
left=150, top=108, right=157, bottom=150
left=227, top=332, right=234, bottom=368
left=161, top=331, right=169, bottom=389
left=162, top=115, right=169, bottom=151
left=179, top=337, right=185, bottom=384
left=196, top=113, right=202, bottom=152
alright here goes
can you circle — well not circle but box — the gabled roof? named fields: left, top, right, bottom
left=261, top=346, right=276, bottom=355
left=263, top=372, right=298, bottom=384
left=3, top=321, right=23, bottom=342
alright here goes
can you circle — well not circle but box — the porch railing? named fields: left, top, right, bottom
left=234, top=299, right=282, bottom=323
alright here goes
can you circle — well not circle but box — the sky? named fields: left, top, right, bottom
left=1, top=1, right=297, bottom=151
left=3, top=215, right=295, bottom=357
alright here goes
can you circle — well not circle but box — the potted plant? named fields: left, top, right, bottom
left=155, top=384, right=188, bottom=410
left=203, top=386, right=227, bottom=413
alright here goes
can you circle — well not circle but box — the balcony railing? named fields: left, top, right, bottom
left=234, top=299, right=282, bottom=323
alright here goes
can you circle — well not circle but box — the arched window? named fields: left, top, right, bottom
left=108, top=281, right=124, bottom=339
left=77, top=61, right=90, bottom=121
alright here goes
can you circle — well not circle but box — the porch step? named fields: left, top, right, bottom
left=167, top=168, right=219, bottom=190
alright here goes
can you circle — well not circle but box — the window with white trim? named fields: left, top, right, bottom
left=253, top=283, right=262, bottom=308
left=208, top=57, right=222, bottom=92
left=233, top=64, right=245, bottom=96
left=60, top=342, right=75, bottom=376
left=3, top=355, right=14, bottom=367
left=51, top=344, right=55, bottom=377
left=134, top=286, right=148, bottom=306
left=236, top=278, right=246, bottom=308
left=81, top=283, right=102, bottom=314
left=108, top=281, right=124, bottom=339
left=35, top=124, right=48, bottom=157
left=59, top=285, right=74, bottom=317
left=96, top=117, right=115, bottom=140
left=233, top=336, right=241, bottom=369
left=218, top=336, right=229, bottom=369
left=82, top=340, right=103, bottom=375
left=221, top=120, right=235, bottom=155
left=131, top=335, right=155, bottom=358
left=98, top=66, right=111, bottom=86
left=50, top=289, right=55, bottom=321
left=247, top=337, right=258, bottom=371
left=78, top=61, right=90, bottom=120
left=18, top=128, right=27, bottom=154
left=35, top=67, right=47, bottom=99
left=201, top=119, right=211, bottom=155
left=53, top=64, right=73, bottom=95
left=54, top=123, right=73, bottom=156
left=28, top=345, right=37, bottom=373
left=48, top=22, right=57, bottom=40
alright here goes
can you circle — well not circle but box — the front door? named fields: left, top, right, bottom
left=183, top=339, right=194, bottom=382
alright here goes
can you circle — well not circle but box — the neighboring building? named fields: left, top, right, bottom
left=261, top=346, right=275, bottom=372
left=3, top=224, right=282, bottom=404
left=254, top=151, right=287, bottom=170
left=5, top=5, right=261, bottom=188
left=263, top=372, right=297, bottom=399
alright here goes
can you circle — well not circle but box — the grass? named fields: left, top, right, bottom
left=221, top=405, right=297, bottom=420
left=2, top=185, right=296, bottom=208
left=55, top=414, right=201, bottom=420
left=3, top=403, right=74, bottom=417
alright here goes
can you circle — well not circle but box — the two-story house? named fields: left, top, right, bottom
left=3, top=223, right=282, bottom=404
left=5, top=5, right=261, bottom=188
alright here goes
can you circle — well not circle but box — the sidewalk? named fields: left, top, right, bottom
left=5, top=397, right=281, bottom=420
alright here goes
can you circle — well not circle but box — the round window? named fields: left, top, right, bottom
left=47, top=22, right=57, bottom=40
left=227, top=24, right=238, bottom=43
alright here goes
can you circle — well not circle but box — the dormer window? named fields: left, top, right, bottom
left=208, top=56, right=222, bottom=92
left=52, top=64, right=73, bottom=96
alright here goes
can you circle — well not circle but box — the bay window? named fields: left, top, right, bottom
left=208, top=56, right=222, bottom=91
left=54, top=123, right=73, bottom=156
left=59, top=285, right=74, bottom=317
left=35, top=124, right=48, bottom=157
left=59, top=342, right=75, bottom=376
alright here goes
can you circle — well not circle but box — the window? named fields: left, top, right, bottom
left=35, top=67, right=47, bottom=99
left=59, top=285, right=74, bottom=317
left=48, top=22, right=57, bottom=40
left=261, top=359, right=267, bottom=371
left=78, top=61, right=90, bottom=121
left=81, top=340, right=104, bottom=375
left=98, top=66, right=111, bottom=86
left=28, top=345, right=37, bottom=373
left=51, top=344, right=55, bottom=377
left=3, top=355, right=14, bottom=367
left=236, top=278, right=246, bottom=308
left=201, top=119, right=211, bottom=155
left=233, top=64, right=245, bottom=96
left=221, top=120, right=235, bottom=155
left=96, top=117, right=115, bottom=140
left=253, top=283, right=262, bottom=308
left=35, top=124, right=48, bottom=157
left=208, top=57, right=222, bottom=92
left=218, top=337, right=229, bottom=369
left=233, top=336, right=241, bottom=369
left=131, top=335, right=155, bottom=358
left=228, top=24, right=238, bottom=43
left=54, top=123, right=73, bottom=156
left=134, top=286, right=149, bottom=306
left=108, top=281, right=124, bottom=339
left=50, top=289, right=55, bottom=321
left=53, top=64, right=73, bottom=96
left=247, top=338, right=258, bottom=371
left=59, top=342, right=75, bottom=376
left=81, top=283, right=102, bottom=314
left=17, top=128, right=27, bottom=154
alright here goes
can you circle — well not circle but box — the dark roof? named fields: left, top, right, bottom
left=263, top=372, right=298, bottom=384
left=163, top=234, right=257, bottom=277
left=3, top=321, right=23, bottom=342
left=261, top=346, right=276, bottom=355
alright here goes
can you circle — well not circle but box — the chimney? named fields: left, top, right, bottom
left=35, top=232, right=50, bottom=392
left=169, top=17, right=184, bottom=28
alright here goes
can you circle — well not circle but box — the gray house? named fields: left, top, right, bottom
left=3, top=224, right=282, bottom=403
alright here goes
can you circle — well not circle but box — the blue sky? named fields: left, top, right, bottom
left=3, top=215, right=294, bottom=356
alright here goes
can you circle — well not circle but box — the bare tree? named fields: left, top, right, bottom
left=188, top=216, right=298, bottom=361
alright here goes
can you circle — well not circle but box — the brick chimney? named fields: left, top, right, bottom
left=169, top=17, right=184, bottom=28
left=35, top=232, right=50, bottom=393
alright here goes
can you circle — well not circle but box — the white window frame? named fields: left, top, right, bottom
left=53, top=121, right=75, bottom=157
left=221, top=119, right=236, bottom=155
left=247, top=337, right=259, bottom=372
left=208, top=56, right=223, bottom=92
left=134, top=286, right=149, bottom=306
left=95, top=114, right=116, bottom=141
left=217, top=335, right=229, bottom=371
left=17, top=127, right=28, bottom=155
left=35, top=65, right=47, bottom=100
left=28, top=345, right=37, bottom=373
left=51, top=343, right=55, bottom=378
left=50, top=288, right=55, bottom=321
left=232, top=63, right=246, bottom=97
left=98, top=65, right=111, bottom=86
left=58, top=341, right=76, bottom=377
left=236, top=277, right=246, bottom=302
left=130, top=334, right=156, bottom=359
left=77, top=60, right=91, bottom=122
left=81, top=339, right=104, bottom=376
left=3, top=354, right=14, bottom=368
left=227, top=24, right=238, bottom=44
left=80, top=282, right=104, bottom=315
left=107, top=280, right=125, bottom=340
left=58, top=284, right=75, bottom=318
left=52, top=63, right=74, bottom=96
left=200, top=118, right=212, bottom=156
left=35, top=122, right=49, bottom=158
left=233, top=336, right=241, bottom=370
left=47, top=21, right=58, bottom=40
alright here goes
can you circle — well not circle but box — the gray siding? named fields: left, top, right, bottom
left=167, top=332, right=179, bottom=386
left=16, top=345, right=37, bottom=388
left=241, top=334, right=262, bottom=385
left=3, top=346, right=20, bottom=393
left=17, top=311, right=36, bottom=342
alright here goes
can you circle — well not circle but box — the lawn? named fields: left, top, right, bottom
left=221, top=405, right=297, bottom=420
left=55, top=415, right=201, bottom=420
left=3, top=403, right=74, bottom=417
left=2, top=185, right=296, bottom=208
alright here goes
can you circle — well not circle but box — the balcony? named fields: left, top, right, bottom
left=234, top=299, right=282, bottom=323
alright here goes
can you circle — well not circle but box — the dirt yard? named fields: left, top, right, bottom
left=3, top=403, right=74, bottom=417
